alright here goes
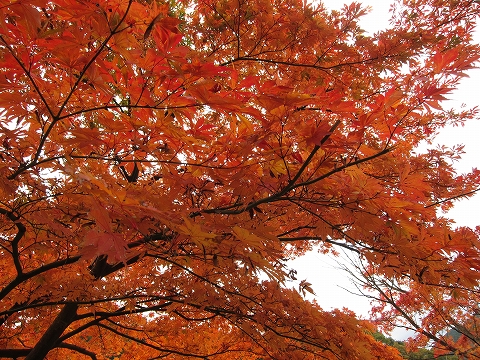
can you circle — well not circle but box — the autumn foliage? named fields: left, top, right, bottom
left=1, top=0, right=480, bottom=358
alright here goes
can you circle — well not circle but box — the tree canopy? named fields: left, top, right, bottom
left=1, top=0, right=480, bottom=359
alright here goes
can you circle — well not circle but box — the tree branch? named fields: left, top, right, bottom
left=0, top=348, right=30, bottom=358
left=0, top=208, right=25, bottom=275
left=58, top=343, right=97, bottom=360
left=24, top=302, right=78, bottom=360
left=0, top=255, right=81, bottom=303
left=97, top=323, right=218, bottom=358
left=221, top=55, right=389, bottom=71
left=193, top=120, right=342, bottom=217
left=424, top=187, right=480, bottom=208
left=278, top=236, right=360, bottom=253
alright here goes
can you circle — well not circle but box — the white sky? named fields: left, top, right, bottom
left=290, top=0, right=480, bottom=339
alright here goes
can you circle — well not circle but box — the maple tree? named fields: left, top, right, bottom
left=0, top=0, right=480, bottom=358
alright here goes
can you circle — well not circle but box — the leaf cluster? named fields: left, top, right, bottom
left=0, top=0, right=479, bottom=358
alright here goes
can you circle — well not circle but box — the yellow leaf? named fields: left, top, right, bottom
left=177, top=217, right=216, bottom=245
left=232, top=226, right=262, bottom=247
left=269, top=159, right=287, bottom=177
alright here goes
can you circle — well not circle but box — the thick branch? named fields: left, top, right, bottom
left=0, top=348, right=30, bottom=358
left=25, top=302, right=78, bottom=360
left=0, top=331, right=97, bottom=359
left=0, top=255, right=80, bottom=303
left=0, top=231, right=170, bottom=304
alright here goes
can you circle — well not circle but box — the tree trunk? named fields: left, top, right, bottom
left=25, top=302, right=78, bottom=360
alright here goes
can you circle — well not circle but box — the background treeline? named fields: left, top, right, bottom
left=373, top=332, right=460, bottom=359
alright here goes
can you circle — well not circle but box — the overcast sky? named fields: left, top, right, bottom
left=290, top=0, right=480, bottom=339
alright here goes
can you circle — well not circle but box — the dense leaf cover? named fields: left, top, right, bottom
left=0, top=0, right=480, bottom=358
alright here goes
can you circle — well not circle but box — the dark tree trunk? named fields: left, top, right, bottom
left=25, top=302, right=78, bottom=360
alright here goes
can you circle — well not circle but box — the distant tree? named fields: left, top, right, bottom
left=373, top=332, right=460, bottom=359
left=0, top=0, right=479, bottom=359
